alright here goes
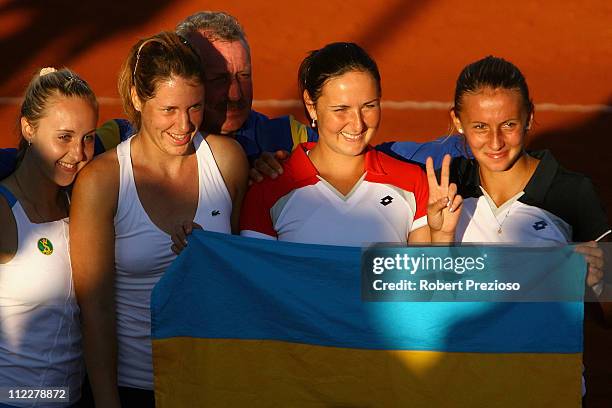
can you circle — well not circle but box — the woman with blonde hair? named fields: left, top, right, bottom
left=0, top=67, right=98, bottom=407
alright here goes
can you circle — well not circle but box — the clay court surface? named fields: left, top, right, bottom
left=1, top=0, right=612, bottom=404
left=2, top=1, right=611, bottom=222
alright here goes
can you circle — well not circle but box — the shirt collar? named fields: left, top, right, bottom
left=521, top=150, right=559, bottom=206
left=291, top=142, right=385, bottom=182
left=455, top=150, right=559, bottom=204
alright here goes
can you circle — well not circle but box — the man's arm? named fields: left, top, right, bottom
left=376, top=135, right=470, bottom=168
left=251, top=128, right=469, bottom=184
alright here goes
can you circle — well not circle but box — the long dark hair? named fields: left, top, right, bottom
left=453, top=55, right=533, bottom=117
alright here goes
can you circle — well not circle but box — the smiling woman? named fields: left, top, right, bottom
left=306, top=70, right=380, bottom=162
left=69, top=31, right=249, bottom=408
left=134, top=75, right=204, bottom=154
left=0, top=67, right=98, bottom=407
left=453, top=88, right=531, bottom=174
left=437, top=56, right=612, bottom=399
left=240, top=42, right=461, bottom=246
left=447, top=56, right=610, bottom=247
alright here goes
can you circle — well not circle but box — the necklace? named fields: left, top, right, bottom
left=478, top=171, right=519, bottom=235
left=495, top=208, right=511, bottom=234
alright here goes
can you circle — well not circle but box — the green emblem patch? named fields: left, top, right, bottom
left=37, top=238, right=53, bottom=255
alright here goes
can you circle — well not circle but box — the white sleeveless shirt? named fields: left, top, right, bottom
left=114, top=133, right=232, bottom=389
left=0, top=185, right=82, bottom=407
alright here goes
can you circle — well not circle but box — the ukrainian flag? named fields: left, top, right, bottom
left=151, top=231, right=584, bottom=407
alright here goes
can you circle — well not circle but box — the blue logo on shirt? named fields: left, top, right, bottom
left=533, top=221, right=548, bottom=231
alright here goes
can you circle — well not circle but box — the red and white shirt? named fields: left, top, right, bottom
left=240, top=143, right=428, bottom=246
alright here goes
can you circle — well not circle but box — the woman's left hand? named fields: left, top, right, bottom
left=426, top=154, right=463, bottom=240
left=575, top=241, right=605, bottom=289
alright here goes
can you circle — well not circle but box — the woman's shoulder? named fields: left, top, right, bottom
left=204, top=134, right=249, bottom=202
left=529, top=150, right=610, bottom=241
left=374, top=149, right=426, bottom=173
left=205, top=134, right=248, bottom=176
left=530, top=150, right=599, bottom=199
left=205, top=133, right=246, bottom=162
left=242, top=150, right=315, bottom=216
left=78, top=148, right=119, bottom=183
left=71, top=147, right=120, bottom=208
left=206, top=132, right=248, bottom=162
left=368, top=148, right=428, bottom=191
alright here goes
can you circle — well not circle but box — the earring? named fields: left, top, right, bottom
left=28, top=139, right=31, bottom=146
left=458, top=128, right=463, bottom=134
left=311, top=118, right=317, bottom=128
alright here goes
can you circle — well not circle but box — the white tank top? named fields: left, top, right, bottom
left=114, top=133, right=232, bottom=389
left=0, top=185, right=82, bottom=407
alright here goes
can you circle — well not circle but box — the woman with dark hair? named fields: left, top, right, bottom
left=70, top=31, right=248, bottom=407
left=0, top=67, right=98, bottom=407
left=240, top=42, right=460, bottom=245
left=436, top=56, right=608, bottom=274
left=427, top=55, right=610, bottom=399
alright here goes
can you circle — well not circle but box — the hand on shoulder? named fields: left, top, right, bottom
left=250, top=150, right=291, bottom=184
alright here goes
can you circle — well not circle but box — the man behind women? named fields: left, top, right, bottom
left=95, top=11, right=318, bottom=162
left=110, top=10, right=467, bottom=184
left=0, top=11, right=462, bottom=177
left=70, top=31, right=248, bottom=407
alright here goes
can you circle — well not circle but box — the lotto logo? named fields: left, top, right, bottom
left=380, top=195, right=394, bottom=206
left=532, top=221, right=548, bottom=231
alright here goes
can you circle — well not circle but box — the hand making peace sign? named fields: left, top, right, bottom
left=426, top=154, right=463, bottom=241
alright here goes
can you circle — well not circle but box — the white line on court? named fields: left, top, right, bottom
left=1, top=97, right=611, bottom=113
left=253, top=99, right=612, bottom=113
